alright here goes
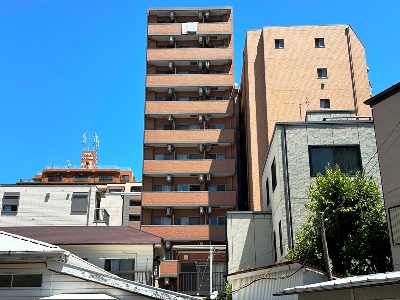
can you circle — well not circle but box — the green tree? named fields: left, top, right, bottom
left=288, top=166, right=392, bottom=276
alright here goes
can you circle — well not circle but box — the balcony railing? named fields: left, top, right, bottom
left=110, top=270, right=152, bottom=285
left=179, top=271, right=225, bottom=295
left=94, top=208, right=110, bottom=226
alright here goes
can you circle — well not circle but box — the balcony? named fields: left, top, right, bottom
left=160, top=260, right=179, bottom=277
left=180, top=271, right=225, bottom=295
left=143, top=159, right=235, bottom=176
left=129, top=206, right=141, bottom=215
left=144, top=129, right=235, bottom=146
left=141, top=225, right=226, bottom=241
left=142, top=191, right=236, bottom=208
left=146, top=74, right=233, bottom=90
left=128, top=221, right=141, bottom=229
left=145, top=100, right=234, bottom=117
left=93, top=208, right=110, bottom=226
left=148, top=22, right=232, bottom=36
left=147, top=47, right=232, bottom=62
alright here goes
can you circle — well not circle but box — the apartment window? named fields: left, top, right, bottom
left=207, top=184, right=226, bottom=192
left=208, top=124, right=225, bottom=129
left=266, top=178, right=270, bottom=207
left=209, top=216, right=226, bottom=225
left=208, top=153, right=225, bottom=160
left=153, top=185, right=172, bottom=192
left=121, top=175, right=129, bottom=180
left=207, top=96, right=224, bottom=100
left=176, top=153, right=200, bottom=160
left=389, top=206, right=400, bottom=245
left=317, top=68, right=327, bottom=78
left=275, top=39, right=284, bottom=49
left=105, top=259, right=135, bottom=280
left=153, top=216, right=172, bottom=225
left=176, top=217, right=200, bottom=225
left=177, top=124, right=200, bottom=130
left=109, top=188, right=122, bottom=192
left=129, top=215, right=140, bottom=221
left=129, top=200, right=141, bottom=206
left=177, top=184, right=200, bottom=192
left=279, top=221, right=283, bottom=255
left=0, top=274, right=42, bottom=287
left=2, top=192, right=20, bottom=214
left=309, top=145, right=361, bottom=176
left=155, top=125, right=173, bottom=130
left=320, top=99, right=330, bottom=108
left=271, top=158, right=277, bottom=192
left=99, top=175, right=114, bottom=182
left=273, top=231, right=277, bottom=262
left=154, top=153, right=172, bottom=160
left=71, top=193, right=88, bottom=214
left=315, top=38, right=325, bottom=48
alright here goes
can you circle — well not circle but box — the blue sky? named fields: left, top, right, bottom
left=1, top=0, right=399, bottom=184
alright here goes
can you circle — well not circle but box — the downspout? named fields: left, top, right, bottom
left=86, top=187, right=92, bottom=226
left=345, top=26, right=359, bottom=115
left=282, top=125, right=294, bottom=249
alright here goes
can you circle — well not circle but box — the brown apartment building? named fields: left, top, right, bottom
left=239, top=25, right=372, bottom=211
left=141, top=7, right=236, bottom=294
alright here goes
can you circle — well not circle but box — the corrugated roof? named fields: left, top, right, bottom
left=1, top=226, right=162, bottom=245
left=274, top=271, right=400, bottom=295
left=0, top=230, right=62, bottom=252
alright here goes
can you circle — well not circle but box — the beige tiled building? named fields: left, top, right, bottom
left=239, top=25, right=372, bottom=211
left=142, top=7, right=236, bottom=295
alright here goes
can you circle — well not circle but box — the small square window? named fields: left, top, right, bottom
left=275, top=39, right=284, bottom=49
left=315, top=38, right=325, bottom=48
left=320, top=99, right=330, bottom=108
left=317, top=68, right=327, bottom=78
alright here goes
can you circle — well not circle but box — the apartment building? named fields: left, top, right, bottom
left=239, top=25, right=372, bottom=211
left=142, top=7, right=236, bottom=294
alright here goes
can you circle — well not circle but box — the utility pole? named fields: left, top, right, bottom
left=209, top=244, right=213, bottom=296
left=319, top=212, right=333, bottom=280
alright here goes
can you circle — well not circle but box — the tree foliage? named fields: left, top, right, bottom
left=287, top=166, right=392, bottom=276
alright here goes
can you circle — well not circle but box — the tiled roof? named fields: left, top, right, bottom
left=1, top=226, right=162, bottom=245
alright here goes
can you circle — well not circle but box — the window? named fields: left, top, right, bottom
left=177, top=124, right=200, bottom=130
left=320, top=99, right=330, bottom=108
left=309, top=145, right=361, bottom=176
left=177, top=184, right=200, bottom=191
left=207, top=184, right=226, bottom=192
left=271, top=158, right=277, bottom=192
left=99, top=175, right=114, bottom=182
left=279, top=221, right=283, bottom=255
left=2, top=192, right=20, bottom=214
left=0, top=274, right=42, bottom=287
left=176, top=217, right=200, bottom=225
left=155, top=124, right=172, bottom=130
left=153, top=216, right=172, bottom=225
left=121, top=175, right=129, bottom=180
left=153, top=185, right=172, bottom=192
left=109, top=188, right=122, bottom=192
left=176, top=153, right=200, bottom=160
left=129, top=215, right=140, bottom=221
left=154, top=153, right=172, bottom=160
left=266, top=179, right=270, bottom=207
left=208, top=124, right=225, bottom=129
left=315, top=38, right=325, bottom=48
left=273, top=231, right=277, bottom=262
left=275, top=39, right=284, bottom=49
left=208, top=153, right=225, bottom=160
left=388, top=206, right=400, bottom=245
left=130, top=200, right=141, bottom=206
left=209, top=216, right=226, bottom=225
left=71, top=193, right=88, bottom=214
left=207, top=96, right=224, bottom=100
left=105, top=259, right=135, bottom=280
left=317, top=68, right=327, bottom=78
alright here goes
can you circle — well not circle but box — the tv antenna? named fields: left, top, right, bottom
left=82, top=133, right=87, bottom=150
left=93, top=131, right=100, bottom=152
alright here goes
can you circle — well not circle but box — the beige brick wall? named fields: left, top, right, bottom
left=146, top=73, right=233, bottom=88
left=144, top=129, right=235, bottom=144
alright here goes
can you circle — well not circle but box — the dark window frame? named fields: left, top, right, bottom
left=271, top=158, right=277, bottom=192
left=274, top=39, right=284, bottom=49
left=315, top=38, right=325, bottom=48
left=320, top=98, right=330, bottom=108
left=266, top=178, right=270, bottom=207
left=317, top=68, right=328, bottom=78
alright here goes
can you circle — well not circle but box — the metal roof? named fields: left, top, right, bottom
left=39, top=294, right=117, bottom=300
left=2, top=226, right=162, bottom=245
left=273, top=271, right=400, bottom=295
left=0, top=230, right=62, bottom=252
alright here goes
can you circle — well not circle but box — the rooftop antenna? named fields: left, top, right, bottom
left=93, top=131, right=100, bottom=152
left=82, top=133, right=87, bottom=150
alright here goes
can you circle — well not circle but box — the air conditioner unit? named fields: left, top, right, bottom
left=198, top=61, right=203, bottom=70
left=198, top=87, right=204, bottom=97
left=206, top=173, right=211, bottom=182
left=204, top=114, right=211, bottom=122
left=168, top=87, right=174, bottom=97
left=205, top=86, right=211, bottom=96
left=198, top=114, right=204, bottom=123
left=198, top=174, right=205, bottom=182
left=169, top=11, right=175, bottom=21
left=205, top=60, right=210, bottom=69
left=168, top=61, right=174, bottom=71
left=204, top=11, right=210, bottom=19
left=169, top=36, right=175, bottom=45
left=167, top=144, right=173, bottom=152
left=165, top=240, right=172, bottom=250
left=204, top=143, right=212, bottom=152
left=198, top=11, right=204, bottom=20
left=205, top=36, right=211, bottom=46
left=199, top=206, right=205, bottom=215
left=164, top=277, right=171, bottom=285
left=208, top=206, right=212, bottom=214
left=166, top=174, right=173, bottom=183
left=166, top=207, right=173, bottom=216
left=198, top=36, right=204, bottom=45
left=199, top=144, right=205, bottom=152
left=167, top=114, right=174, bottom=122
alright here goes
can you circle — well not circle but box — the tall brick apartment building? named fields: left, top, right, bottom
left=141, top=7, right=236, bottom=294
left=239, top=25, right=373, bottom=211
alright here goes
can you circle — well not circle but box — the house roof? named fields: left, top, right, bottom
left=0, top=230, right=62, bottom=252
left=1, top=226, right=162, bottom=245
left=364, top=81, right=400, bottom=106
left=273, top=271, right=400, bottom=296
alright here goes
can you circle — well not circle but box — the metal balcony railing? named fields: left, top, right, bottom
left=179, top=271, right=225, bottom=295
left=94, top=208, right=110, bottom=226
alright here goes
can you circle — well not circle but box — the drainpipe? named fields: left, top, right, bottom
left=86, top=187, right=92, bottom=226
left=282, top=126, right=294, bottom=249
left=345, top=26, right=359, bottom=115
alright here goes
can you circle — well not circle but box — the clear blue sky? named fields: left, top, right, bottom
left=1, top=0, right=399, bottom=184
